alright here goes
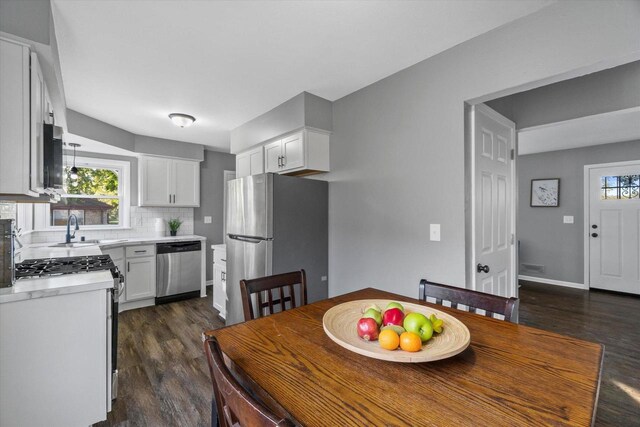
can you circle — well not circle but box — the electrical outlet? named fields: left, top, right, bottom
left=204, top=216, right=212, bottom=224
left=321, top=276, right=327, bottom=281
left=430, top=224, right=441, bottom=241
left=563, top=216, right=574, bottom=224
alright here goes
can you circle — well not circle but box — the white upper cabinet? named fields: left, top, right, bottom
left=0, top=38, right=37, bottom=196
left=236, top=146, right=264, bottom=178
left=172, top=159, right=200, bottom=206
left=139, top=156, right=200, bottom=207
left=264, top=129, right=329, bottom=175
left=30, top=52, right=45, bottom=192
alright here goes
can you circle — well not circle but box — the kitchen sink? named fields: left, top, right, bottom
left=47, top=239, right=125, bottom=248
left=48, top=242, right=98, bottom=248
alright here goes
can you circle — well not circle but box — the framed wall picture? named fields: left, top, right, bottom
left=530, top=178, right=560, bottom=207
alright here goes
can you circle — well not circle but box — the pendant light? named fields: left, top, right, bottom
left=169, top=113, right=196, bottom=128
left=69, top=143, right=81, bottom=180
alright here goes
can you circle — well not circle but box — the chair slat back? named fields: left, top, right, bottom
left=240, top=270, right=307, bottom=321
left=419, top=279, right=518, bottom=322
left=204, top=337, right=294, bottom=427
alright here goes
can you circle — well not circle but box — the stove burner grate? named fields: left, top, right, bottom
left=15, top=255, right=116, bottom=279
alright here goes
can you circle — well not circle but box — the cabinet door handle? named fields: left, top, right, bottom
left=169, top=194, right=171, bottom=203
left=173, top=194, right=176, bottom=203
left=127, top=262, right=130, bottom=272
left=282, top=156, right=286, bottom=166
left=134, top=250, right=146, bottom=253
left=277, top=156, right=281, bottom=167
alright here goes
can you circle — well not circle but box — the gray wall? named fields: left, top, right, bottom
left=325, top=0, right=640, bottom=299
left=194, top=150, right=236, bottom=280
left=0, top=0, right=50, bottom=44
left=487, top=61, right=640, bottom=128
left=518, top=139, right=640, bottom=284
left=67, top=109, right=205, bottom=161
left=230, top=92, right=332, bottom=153
left=134, top=135, right=204, bottom=161
left=67, top=110, right=136, bottom=151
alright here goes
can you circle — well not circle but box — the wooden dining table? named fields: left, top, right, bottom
left=203, top=288, right=604, bottom=426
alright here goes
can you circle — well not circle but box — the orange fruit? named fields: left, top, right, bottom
left=399, top=332, right=422, bottom=352
left=378, top=329, right=400, bottom=350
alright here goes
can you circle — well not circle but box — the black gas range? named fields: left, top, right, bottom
left=15, top=255, right=117, bottom=279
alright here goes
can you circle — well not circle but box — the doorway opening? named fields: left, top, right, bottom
left=466, top=60, right=640, bottom=297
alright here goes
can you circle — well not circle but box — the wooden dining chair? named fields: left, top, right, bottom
left=240, top=270, right=307, bottom=321
left=419, top=279, right=518, bottom=322
left=204, top=336, right=295, bottom=427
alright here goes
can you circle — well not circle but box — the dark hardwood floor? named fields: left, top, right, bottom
left=95, top=287, right=223, bottom=427
left=518, top=281, right=640, bottom=427
left=96, top=283, right=640, bottom=426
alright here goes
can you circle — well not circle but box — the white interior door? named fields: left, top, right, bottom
left=588, top=163, right=640, bottom=294
left=471, top=104, right=516, bottom=298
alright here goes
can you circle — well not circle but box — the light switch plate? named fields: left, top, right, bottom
left=204, top=216, right=212, bottom=224
left=430, top=224, right=441, bottom=241
left=563, top=216, right=574, bottom=224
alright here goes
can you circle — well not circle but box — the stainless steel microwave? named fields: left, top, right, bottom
left=42, top=123, right=63, bottom=191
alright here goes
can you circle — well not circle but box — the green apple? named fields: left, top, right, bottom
left=363, top=308, right=383, bottom=326
left=386, top=302, right=404, bottom=312
left=403, top=312, right=434, bottom=342
left=363, top=303, right=382, bottom=314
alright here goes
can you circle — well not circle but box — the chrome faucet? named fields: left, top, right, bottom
left=65, top=214, right=80, bottom=243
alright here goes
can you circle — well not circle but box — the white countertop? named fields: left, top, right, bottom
left=1, top=234, right=206, bottom=304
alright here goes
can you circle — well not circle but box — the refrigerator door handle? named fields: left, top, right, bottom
left=228, top=234, right=269, bottom=244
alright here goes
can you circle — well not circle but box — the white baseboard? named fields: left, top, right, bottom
left=518, top=275, right=587, bottom=290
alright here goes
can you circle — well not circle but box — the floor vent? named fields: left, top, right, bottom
left=521, top=263, right=544, bottom=273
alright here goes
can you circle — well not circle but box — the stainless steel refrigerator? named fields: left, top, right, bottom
left=225, top=173, right=328, bottom=325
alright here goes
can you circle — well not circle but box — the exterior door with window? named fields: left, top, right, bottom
left=471, top=104, right=517, bottom=298
left=588, top=163, right=640, bottom=294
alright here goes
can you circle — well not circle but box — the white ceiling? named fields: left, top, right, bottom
left=518, top=107, right=640, bottom=155
left=52, top=0, right=553, bottom=151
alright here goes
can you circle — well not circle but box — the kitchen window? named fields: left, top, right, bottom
left=43, top=157, right=130, bottom=229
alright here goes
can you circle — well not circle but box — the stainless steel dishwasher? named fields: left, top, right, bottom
left=156, top=240, right=202, bottom=304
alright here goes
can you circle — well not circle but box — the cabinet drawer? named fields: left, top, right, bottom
left=125, top=245, right=155, bottom=258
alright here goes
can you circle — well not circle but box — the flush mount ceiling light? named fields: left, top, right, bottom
left=168, top=113, right=196, bottom=128
left=68, top=143, right=81, bottom=180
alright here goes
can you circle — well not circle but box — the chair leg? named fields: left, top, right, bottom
left=212, top=398, right=219, bottom=427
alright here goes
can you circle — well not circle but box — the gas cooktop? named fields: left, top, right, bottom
left=15, top=255, right=116, bottom=280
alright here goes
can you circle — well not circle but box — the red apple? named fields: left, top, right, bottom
left=357, top=317, right=379, bottom=341
left=382, top=307, right=404, bottom=326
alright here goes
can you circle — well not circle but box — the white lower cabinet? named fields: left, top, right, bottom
left=125, top=255, right=156, bottom=301
left=212, top=244, right=227, bottom=318
left=0, top=289, right=110, bottom=426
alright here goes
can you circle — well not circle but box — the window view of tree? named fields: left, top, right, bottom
left=50, top=166, right=121, bottom=226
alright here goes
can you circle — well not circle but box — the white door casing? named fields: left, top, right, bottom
left=585, top=161, right=640, bottom=295
left=470, top=104, right=517, bottom=298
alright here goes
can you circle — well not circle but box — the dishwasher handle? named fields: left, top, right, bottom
left=156, top=241, right=201, bottom=254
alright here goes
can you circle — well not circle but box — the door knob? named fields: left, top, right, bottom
left=591, top=233, right=598, bottom=238
left=591, top=224, right=598, bottom=229
left=477, top=263, right=490, bottom=273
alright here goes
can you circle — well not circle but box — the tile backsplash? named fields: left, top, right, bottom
left=28, top=207, right=194, bottom=243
